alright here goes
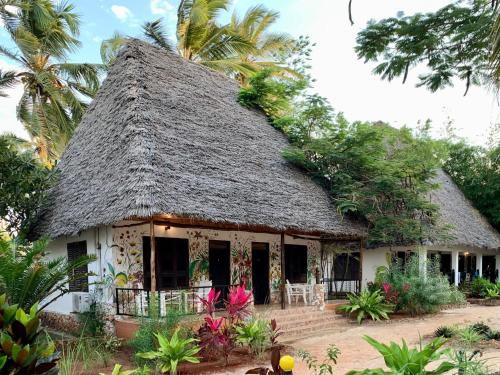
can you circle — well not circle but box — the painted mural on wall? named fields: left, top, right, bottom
left=231, top=233, right=253, bottom=288
left=112, top=227, right=147, bottom=287
left=269, top=240, right=282, bottom=303
left=187, top=230, right=211, bottom=284
left=307, top=240, right=321, bottom=283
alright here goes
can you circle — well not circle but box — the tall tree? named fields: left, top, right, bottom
left=0, top=0, right=101, bottom=162
left=0, top=134, right=53, bottom=240
left=355, top=0, right=495, bottom=95
left=229, top=5, right=295, bottom=84
left=143, top=0, right=255, bottom=78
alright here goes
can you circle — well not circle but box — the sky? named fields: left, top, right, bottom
left=0, top=0, right=499, bottom=145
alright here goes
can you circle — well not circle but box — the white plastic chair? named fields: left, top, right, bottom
left=285, top=280, right=308, bottom=305
left=134, top=290, right=149, bottom=316
left=159, top=291, right=183, bottom=316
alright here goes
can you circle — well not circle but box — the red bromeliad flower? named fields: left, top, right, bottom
left=205, top=316, right=224, bottom=332
left=382, top=282, right=391, bottom=294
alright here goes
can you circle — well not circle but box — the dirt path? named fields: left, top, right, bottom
left=210, top=305, right=500, bottom=375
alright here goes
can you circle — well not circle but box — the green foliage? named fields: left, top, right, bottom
left=434, top=326, right=456, bottom=339
left=443, top=141, right=500, bottom=231
left=0, top=136, right=53, bottom=239
left=469, top=322, right=491, bottom=336
left=284, top=121, right=449, bottom=246
left=379, top=255, right=457, bottom=315
left=77, top=295, right=106, bottom=336
left=485, top=330, right=500, bottom=340
left=137, top=328, right=200, bottom=375
left=0, top=0, right=102, bottom=162
left=458, top=327, right=483, bottom=347
left=59, top=335, right=115, bottom=374
left=129, top=295, right=183, bottom=365
left=355, top=0, right=494, bottom=94
left=346, top=336, right=454, bottom=375
left=449, top=350, right=488, bottom=375
left=470, top=277, right=494, bottom=298
left=235, top=318, right=271, bottom=356
left=0, top=238, right=95, bottom=311
left=0, top=294, right=59, bottom=374
left=447, top=286, right=467, bottom=305
left=99, top=364, right=151, bottom=375
left=339, top=289, right=392, bottom=324
left=297, top=345, right=340, bottom=375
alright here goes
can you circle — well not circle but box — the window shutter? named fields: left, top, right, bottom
left=67, top=241, right=89, bottom=292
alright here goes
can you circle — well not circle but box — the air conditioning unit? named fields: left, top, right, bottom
left=72, top=292, right=90, bottom=313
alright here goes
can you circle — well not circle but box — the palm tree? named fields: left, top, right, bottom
left=143, top=0, right=261, bottom=78
left=491, top=2, right=500, bottom=85
left=229, top=5, right=295, bottom=84
left=0, top=0, right=101, bottom=163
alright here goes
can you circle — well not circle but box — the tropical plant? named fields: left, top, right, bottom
left=77, top=293, right=106, bottom=336
left=339, top=289, right=393, bottom=324
left=0, top=135, right=53, bottom=239
left=0, top=0, right=102, bottom=162
left=469, top=322, right=492, bottom=336
left=470, top=277, right=495, bottom=298
left=346, top=336, right=455, bottom=375
left=485, top=330, right=500, bottom=340
left=458, top=327, right=483, bottom=347
left=450, top=349, right=488, bottom=375
left=0, top=237, right=95, bottom=311
left=379, top=255, right=456, bottom=315
left=59, top=335, right=114, bottom=374
left=434, top=326, right=456, bottom=339
left=228, top=4, right=295, bottom=84
left=99, top=363, right=151, bottom=375
left=355, top=0, right=494, bottom=94
left=297, top=345, right=340, bottom=375
left=0, top=295, right=59, bottom=374
left=129, top=295, right=183, bottom=364
left=235, top=318, right=270, bottom=356
left=137, top=328, right=200, bottom=375
left=491, top=2, right=500, bottom=84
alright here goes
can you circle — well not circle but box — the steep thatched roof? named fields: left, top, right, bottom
left=34, top=39, right=365, bottom=239
left=430, top=170, right=500, bottom=250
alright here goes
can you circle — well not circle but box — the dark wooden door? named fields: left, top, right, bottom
left=252, top=242, right=269, bottom=304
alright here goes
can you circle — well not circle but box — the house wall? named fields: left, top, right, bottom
left=43, top=227, right=113, bottom=314
left=111, top=223, right=321, bottom=304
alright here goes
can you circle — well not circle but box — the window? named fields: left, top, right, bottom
left=67, top=241, right=89, bottom=292
left=333, top=253, right=360, bottom=280
left=284, top=245, right=308, bottom=283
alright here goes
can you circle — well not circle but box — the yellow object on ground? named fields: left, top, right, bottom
left=279, top=355, right=294, bottom=372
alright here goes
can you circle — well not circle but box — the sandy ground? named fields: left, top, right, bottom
left=210, top=305, right=500, bottom=375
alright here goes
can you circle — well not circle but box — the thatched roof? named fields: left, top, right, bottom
left=430, top=170, right=500, bottom=250
left=34, top=39, right=365, bottom=239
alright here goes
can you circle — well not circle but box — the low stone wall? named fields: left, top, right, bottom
left=467, top=298, right=500, bottom=306
left=40, top=311, right=81, bottom=334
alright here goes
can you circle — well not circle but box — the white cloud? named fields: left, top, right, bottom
left=150, top=0, right=174, bottom=15
left=92, top=36, right=103, bottom=43
left=111, top=5, right=132, bottom=22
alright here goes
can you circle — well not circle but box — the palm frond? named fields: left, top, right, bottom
left=0, top=69, right=19, bottom=96
left=100, top=32, right=127, bottom=67
left=142, top=18, right=173, bottom=51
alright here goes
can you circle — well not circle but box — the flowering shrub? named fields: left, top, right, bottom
left=197, top=285, right=254, bottom=364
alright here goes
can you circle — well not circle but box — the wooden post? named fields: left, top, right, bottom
left=150, top=220, right=157, bottom=292
left=359, top=239, right=364, bottom=292
left=280, top=232, right=286, bottom=310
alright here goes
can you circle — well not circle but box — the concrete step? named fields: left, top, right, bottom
left=281, top=320, right=346, bottom=341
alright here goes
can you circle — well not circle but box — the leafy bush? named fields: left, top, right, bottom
left=470, top=277, right=494, bottom=298
left=434, top=326, right=455, bottom=338
left=0, top=294, right=59, bottom=374
left=0, top=238, right=95, bottom=311
left=450, top=350, right=487, bottom=375
left=137, top=328, right=200, bottom=375
left=346, top=336, right=454, bottom=375
left=447, top=286, right=466, bottom=305
left=458, top=327, right=483, bottom=347
left=379, top=255, right=456, bottom=315
left=339, top=289, right=393, bottom=324
left=485, top=330, right=500, bottom=340
left=297, top=345, right=340, bottom=375
left=129, top=294, right=183, bottom=364
left=59, top=335, right=115, bottom=375
left=78, top=294, right=106, bottom=336
left=235, top=318, right=271, bottom=356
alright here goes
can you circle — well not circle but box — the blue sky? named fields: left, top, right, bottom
left=1, top=0, right=499, bottom=145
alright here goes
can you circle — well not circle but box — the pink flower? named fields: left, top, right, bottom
left=199, top=288, right=221, bottom=315
left=382, top=283, right=391, bottom=293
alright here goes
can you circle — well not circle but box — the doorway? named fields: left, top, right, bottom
left=284, top=244, right=308, bottom=283
left=209, top=240, right=231, bottom=302
left=252, top=243, right=270, bottom=305
left=483, top=256, right=496, bottom=282
left=142, top=237, right=189, bottom=290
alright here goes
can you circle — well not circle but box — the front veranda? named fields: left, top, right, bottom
left=111, top=219, right=364, bottom=317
